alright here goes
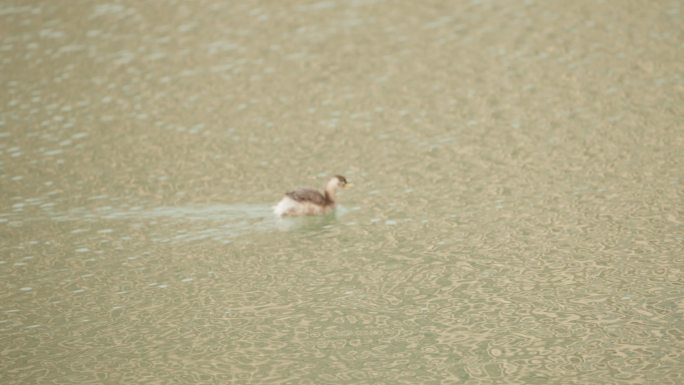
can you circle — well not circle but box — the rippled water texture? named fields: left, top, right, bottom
left=1, top=1, right=683, bottom=384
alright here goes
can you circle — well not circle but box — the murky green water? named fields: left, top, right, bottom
left=2, top=1, right=683, bottom=384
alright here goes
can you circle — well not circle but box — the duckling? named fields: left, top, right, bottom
left=274, top=175, right=351, bottom=217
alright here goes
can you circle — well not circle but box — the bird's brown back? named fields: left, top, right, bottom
left=285, top=188, right=331, bottom=206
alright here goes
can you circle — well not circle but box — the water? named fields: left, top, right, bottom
left=1, top=1, right=683, bottom=384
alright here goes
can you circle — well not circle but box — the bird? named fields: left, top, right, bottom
left=273, top=175, right=351, bottom=217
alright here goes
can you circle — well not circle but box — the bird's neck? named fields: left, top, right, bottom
left=324, top=186, right=336, bottom=204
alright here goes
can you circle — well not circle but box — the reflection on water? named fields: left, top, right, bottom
left=2, top=0, right=683, bottom=384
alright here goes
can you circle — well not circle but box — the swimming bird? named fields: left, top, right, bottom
left=273, top=175, right=351, bottom=217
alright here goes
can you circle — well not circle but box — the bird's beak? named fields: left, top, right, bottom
left=344, top=183, right=353, bottom=189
